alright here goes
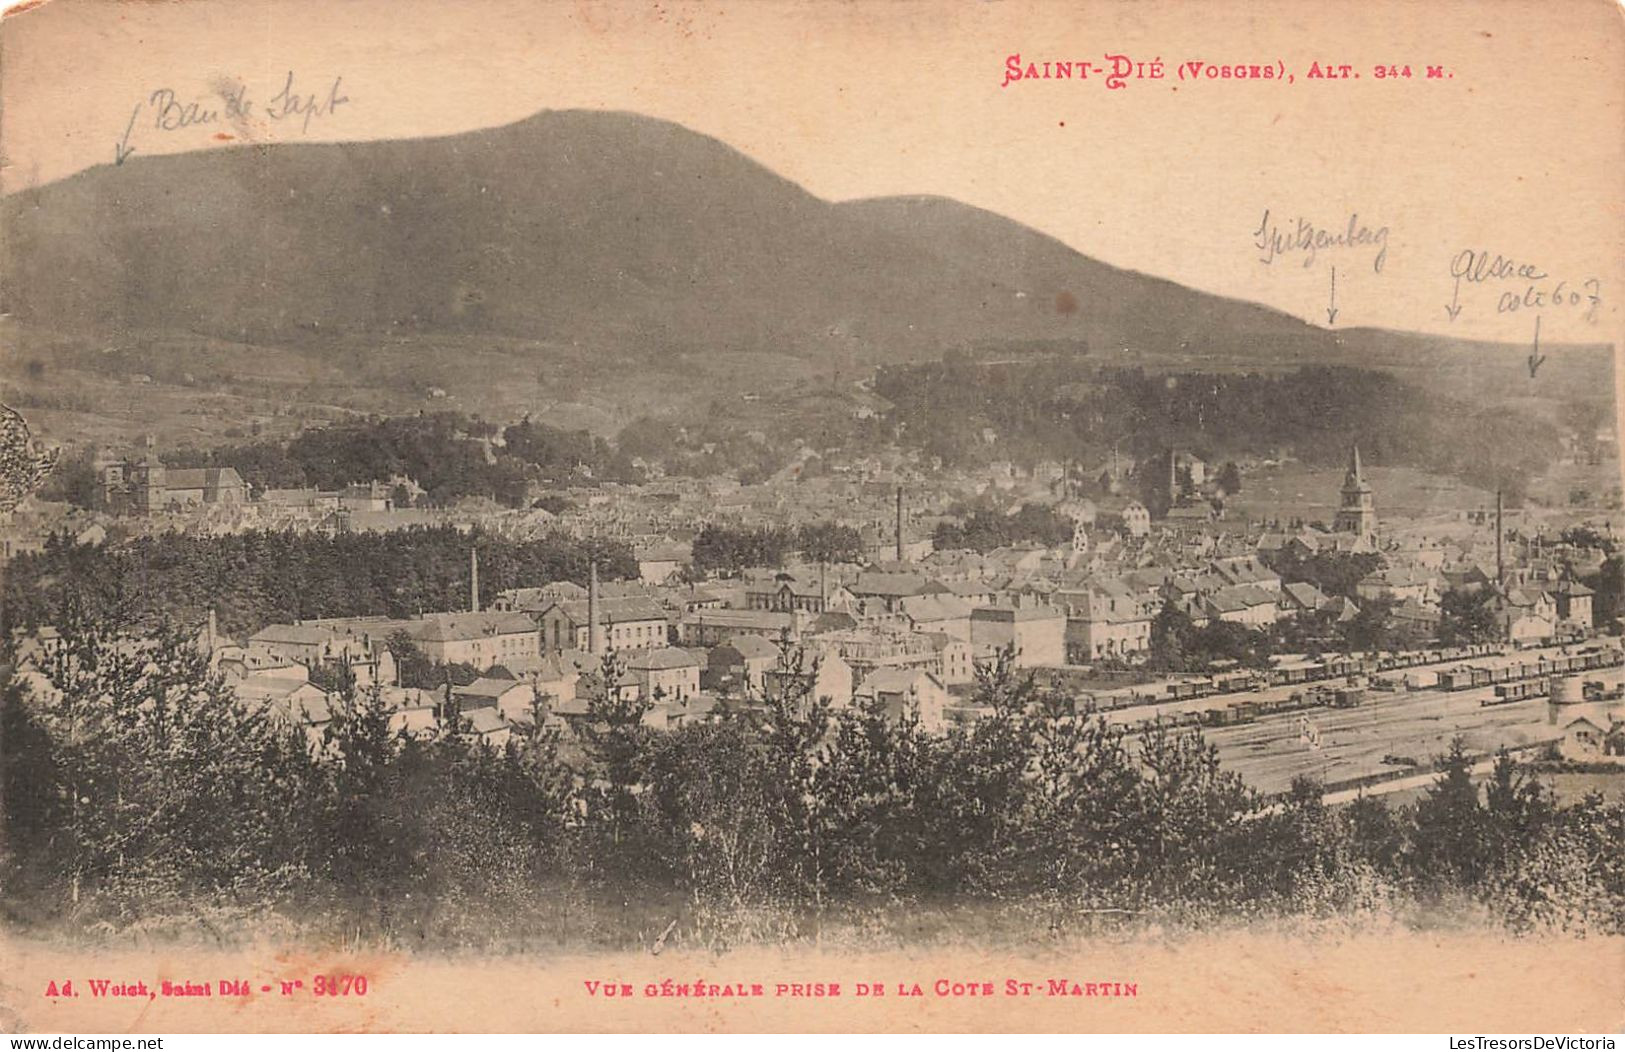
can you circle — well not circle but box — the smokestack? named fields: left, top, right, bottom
left=1496, top=489, right=1504, bottom=586
left=470, top=546, right=480, bottom=613
left=895, top=485, right=904, bottom=563
left=588, top=561, right=602, bottom=655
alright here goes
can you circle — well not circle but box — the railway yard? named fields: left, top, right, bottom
left=1081, top=641, right=1625, bottom=797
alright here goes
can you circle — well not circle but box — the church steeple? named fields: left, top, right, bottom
left=1334, top=444, right=1377, bottom=540
left=1344, top=444, right=1370, bottom=492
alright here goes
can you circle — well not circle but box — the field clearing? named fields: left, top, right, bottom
left=1225, top=463, right=1498, bottom=524
left=0, top=323, right=832, bottom=450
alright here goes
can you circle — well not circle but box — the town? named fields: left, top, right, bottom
left=7, top=419, right=1621, bottom=800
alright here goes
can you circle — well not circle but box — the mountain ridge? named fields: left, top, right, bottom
left=0, top=108, right=1611, bottom=389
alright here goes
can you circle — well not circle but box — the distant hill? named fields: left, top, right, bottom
left=1, top=109, right=1612, bottom=401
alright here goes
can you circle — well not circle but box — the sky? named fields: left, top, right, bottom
left=1, top=0, right=1621, bottom=350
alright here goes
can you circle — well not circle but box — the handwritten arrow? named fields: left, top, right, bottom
left=1445, top=275, right=1462, bottom=322
left=1325, top=266, right=1338, bottom=326
left=114, top=104, right=140, bottom=166
left=1527, top=315, right=1546, bottom=379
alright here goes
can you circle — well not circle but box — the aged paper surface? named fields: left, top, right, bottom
left=1, top=0, right=1623, bottom=1034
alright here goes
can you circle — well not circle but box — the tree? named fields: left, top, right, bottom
left=796, top=522, right=864, bottom=566
left=1146, top=600, right=1197, bottom=673
left=1439, top=588, right=1499, bottom=646
left=14, top=611, right=318, bottom=913
left=1132, top=720, right=1261, bottom=907
left=1217, top=461, right=1243, bottom=496
left=318, top=673, right=425, bottom=930
left=1276, top=551, right=1382, bottom=600
left=1409, top=737, right=1493, bottom=886
left=386, top=630, right=434, bottom=689
left=1584, top=555, right=1624, bottom=629
left=1338, top=596, right=1396, bottom=652
left=921, top=647, right=1040, bottom=895
left=933, top=503, right=1073, bottom=553
left=577, top=651, right=652, bottom=850
left=748, top=642, right=835, bottom=904
left=37, top=449, right=102, bottom=509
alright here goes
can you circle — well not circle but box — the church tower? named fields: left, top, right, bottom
left=1333, top=444, right=1377, bottom=540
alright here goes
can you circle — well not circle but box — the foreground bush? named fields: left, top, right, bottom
left=3, top=622, right=1621, bottom=949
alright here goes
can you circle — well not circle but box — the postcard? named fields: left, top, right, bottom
left=1, top=0, right=1621, bottom=1034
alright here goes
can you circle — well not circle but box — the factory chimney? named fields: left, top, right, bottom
left=588, top=560, right=603, bottom=655
left=470, top=546, right=480, bottom=613
left=1495, top=489, right=1504, bottom=586
left=895, top=486, right=904, bottom=563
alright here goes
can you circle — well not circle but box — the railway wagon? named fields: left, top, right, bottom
left=1125, top=709, right=1202, bottom=733
left=1436, top=668, right=1478, bottom=691
left=1165, top=678, right=1216, bottom=701
left=1213, top=671, right=1262, bottom=693
left=1329, top=686, right=1367, bottom=708
left=1487, top=677, right=1550, bottom=705
left=1404, top=668, right=1440, bottom=691
left=1199, top=702, right=1259, bottom=727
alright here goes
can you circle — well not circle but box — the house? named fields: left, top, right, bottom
left=664, top=693, right=725, bottom=731
left=0, top=528, right=47, bottom=564
left=217, top=644, right=309, bottom=682
left=680, top=608, right=798, bottom=647
left=460, top=707, right=513, bottom=749
left=928, top=633, right=976, bottom=685
left=849, top=571, right=949, bottom=613
left=1280, top=581, right=1331, bottom=617
left=538, top=596, right=670, bottom=653
left=1545, top=579, right=1596, bottom=629
left=673, top=587, right=727, bottom=613
left=1202, top=584, right=1279, bottom=628
left=1058, top=580, right=1152, bottom=661
left=492, top=581, right=588, bottom=612
left=704, top=636, right=783, bottom=695
left=246, top=623, right=345, bottom=668
left=636, top=541, right=691, bottom=585
left=378, top=686, right=439, bottom=739
left=624, top=647, right=702, bottom=702
left=984, top=545, right=1050, bottom=576
left=244, top=623, right=398, bottom=688
left=1496, top=586, right=1558, bottom=646
left=898, top=594, right=973, bottom=641
left=453, top=677, right=536, bottom=723
left=1557, top=703, right=1624, bottom=760
left=854, top=668, right=949, bottom=734
left=235, top=673, right=334, bottom=751
left=1120, top=502, right=1151, bottom=538
left=1391, top=597, right=1443, bottom=638
left=969, top=605, right=1066, bottom=667
left=940, top=577, right=1003, bottom=608
left=1356, top=566, right=1438, bottom=606
left=412, top=612, right=541, bottom=670
left=746, top=573, right=839, bottom=614
left=338, top=481, right=394, bottom=512
left=763, top=648, right=855, bottom=712
left=1065, top=604, right=1153, bottom=662
left=530, top=653, right=581, bottom=710
left=1212, top=555, right=1283, bottom=595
